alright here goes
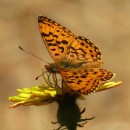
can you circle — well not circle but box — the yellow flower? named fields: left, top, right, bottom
left=95, top=81, right=122, bottom=92
left=9, top=85, right=59, bottom=108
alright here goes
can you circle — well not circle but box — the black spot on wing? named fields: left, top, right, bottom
left=91, top=54, right=94, bottom=57
left=55, top=53, right=59, bottom=56
left=75, top=76, right=79, bottom=78
left=94, top=72, right=98, bottom=74
left=48, top=43, right=57, bottom=46
left=80, top=75, right=86, bottom=78
left=77, top=79, right=82, bottom=84
left=41, top=32, right=58, bottom=38
left=62, top=40, right=68, bottom=44
left=78, top=48, right=87, bottom=54
left=46, top=39, right=54, bottom=42
left=56, top=29, right=60, bottom=32
left=38, top=16, right=45, bottom=22
left=41, top=32, right=48, bottom=37
left=58, top=46, right=64, bottom=53
left=80, top=42, right=85, bottom=46
left=66, top=81, right=74, bottom=84
left=89, top=50, right=93, bottom=53
left=51, top=48, right=56, bottom=51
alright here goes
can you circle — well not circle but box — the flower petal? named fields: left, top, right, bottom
left=9, top=85, right=57, bottom=108
left=95, top=81, right=122, bottom=92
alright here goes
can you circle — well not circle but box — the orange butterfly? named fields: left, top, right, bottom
left=38, top=15, right=113, bottom=94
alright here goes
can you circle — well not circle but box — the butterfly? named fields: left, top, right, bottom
left=38, top=15, right=114, bottom=94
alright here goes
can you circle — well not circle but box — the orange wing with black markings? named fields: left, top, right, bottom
left=38, top=16, right=74, bottom=62
left=38, top=16, right=102, bottom=67
left=38, top=16, right=114, bottom=95
left=60, top=68, right=113, bottom=94
left=66, top=36, right=102, bottom=62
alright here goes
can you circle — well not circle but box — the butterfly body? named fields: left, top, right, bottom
left=59, top=61, right=83, bottom=69
left=38, top=15, right=114, bottom=94
left=44, top=62, right=81, bottom=74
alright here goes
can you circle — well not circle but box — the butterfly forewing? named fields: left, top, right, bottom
left=38, top=16, right=75, bottom=62
left=60, top=68, right=113, bottom=94
left=38, top=16, right=102, bottom=68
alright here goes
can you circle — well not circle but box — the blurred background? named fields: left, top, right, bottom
left=0, top=0, right=129, bottom=130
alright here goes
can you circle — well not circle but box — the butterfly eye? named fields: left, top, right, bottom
left=52, top=67, right=58, bottom=72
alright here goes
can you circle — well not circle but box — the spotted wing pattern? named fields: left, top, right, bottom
left=66, top=36, right=102, bottom=63
left=60, top=68, right=113, bottom=94
left=38, top=16, right=75, bottom=62
left=38, top=16, right=102, bottom=66
left=38, top=16, right=112, bottom=94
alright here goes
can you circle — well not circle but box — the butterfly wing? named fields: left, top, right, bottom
left=38, top=16, right=75, bottom=62
left=65, top=36, right=102, bottom=67
left=38, top=16, right=102, bottom=66
left=60, top=68, right=113, bottom=94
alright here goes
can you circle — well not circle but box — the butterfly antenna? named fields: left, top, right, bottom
left=19, top=46, right=49, bottom=64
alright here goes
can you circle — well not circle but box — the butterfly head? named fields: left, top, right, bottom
left=45, top=63, right=59, bottom=73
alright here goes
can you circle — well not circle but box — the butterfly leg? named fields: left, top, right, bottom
left=41, top=70, right=55, bottom=88
left=52, top=73, right=60, bottom=88
left=54, top=74, right=58, bottom=87
left=47, top=73, right=53, bottom=85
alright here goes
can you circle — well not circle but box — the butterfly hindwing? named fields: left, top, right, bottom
left=66, top=36, right=101, bottom=62
left=60, top=68, right=113, bottom=94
